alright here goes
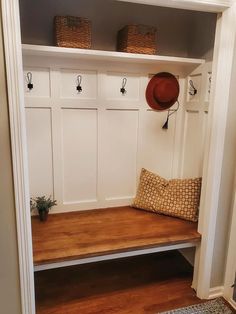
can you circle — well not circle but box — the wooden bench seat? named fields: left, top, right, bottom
left=32, top=206, right=201, bottom=271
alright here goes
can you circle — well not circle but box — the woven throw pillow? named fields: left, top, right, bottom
left=132, top=168, right=201, bottom=222
left=132, top=168, right=168, bottom=213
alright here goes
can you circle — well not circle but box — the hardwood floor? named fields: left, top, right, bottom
left=35, top=251, right=203, bottom=314
left=31, top=206, right=201, bottom=266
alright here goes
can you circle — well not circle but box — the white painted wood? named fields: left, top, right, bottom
left=208, top=286, right=224, bottom=299
left=224, top=189, right=236, bottom=302
left=1, top=1, right=35, bottom=313
left=25, top=108, right=54, bottom=198
left=172, top=78, right=186, bottom=178
left=21, top=62, right=194, bottom=213
left=102, top=109, right=139, bottom=202
left=117, top=0, right=232, bottom=12
left=34, top=241, right=198, bottom=272
left=62, top=109, right=98, bottom=204
left=22, top=59, right=209, bottom=214
left=60, top=69, right=97, bottom=99
left=49, top=69, right=64, bottom=207
left=228, top=299, right=236, bottom=310
left=196, top=3, right=236, bottom=299
left=22, top=44, right=205, bottom=67
left=187, top=74, right=202, bottom=103
left=23, top=67, right=50, bottom=98
left=138, top=109, right=177, bottom=179
left=182, top=111, right=203, bottom=177
left=180, top=62, right=211, bottom=179
left=105, top=72, right=140, bottom=101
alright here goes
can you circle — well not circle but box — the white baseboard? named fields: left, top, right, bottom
left=208, top=286, right=224, bottom=299
left=228, top=299, right=236, bottom=310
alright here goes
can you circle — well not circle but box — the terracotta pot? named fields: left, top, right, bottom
left=38, top=210, right=49, bottom=222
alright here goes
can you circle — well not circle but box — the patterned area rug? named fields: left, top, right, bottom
left=159, top=298, right=235, bottom=313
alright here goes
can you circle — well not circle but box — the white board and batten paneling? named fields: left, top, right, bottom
left=180, top=62, right=212, bottom=179
left=61, top=108, right=98, bottom=205
left=24, top=56, right=210, bottom=213
left=25, top=107, right=53, bottom=197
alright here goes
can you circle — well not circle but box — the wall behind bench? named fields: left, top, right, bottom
left=24, top=56, right=211, bottom=213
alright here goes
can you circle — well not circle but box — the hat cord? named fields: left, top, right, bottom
left=162, top=100, right=180, bottom=130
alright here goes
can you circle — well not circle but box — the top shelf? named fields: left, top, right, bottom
left=117, top=0, right=231, bottom=13
left=22, top=44, right=205, bottom=67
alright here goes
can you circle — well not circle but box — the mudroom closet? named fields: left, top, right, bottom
left=2, top=0, right=236, bottom=313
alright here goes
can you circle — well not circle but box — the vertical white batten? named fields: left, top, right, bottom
left=1, top=0, right=35, bottom=314
left=196, top=3, right=236, bottom=299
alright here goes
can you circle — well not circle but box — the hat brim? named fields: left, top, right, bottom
left=145, top=72, right=179, bottom=111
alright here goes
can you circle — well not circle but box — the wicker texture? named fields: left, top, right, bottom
left=117, top=24, right=157, bottom=55
left=55, top=16, right=91, bottom=49
left=132, top=168, right=202, bottom=222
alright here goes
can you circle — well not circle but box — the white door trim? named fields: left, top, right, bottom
left=224, top=188, right=236, bottom=302
left=1, top=0, right=236, bottom=312
left=196, top=3, right=236, bottom=299
left=1, top=1, right=35, bottom=314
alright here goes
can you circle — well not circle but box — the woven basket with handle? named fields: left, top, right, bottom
left=117, top=24, right=157, bottom=55
left=55, top=16, right=91, bottom=49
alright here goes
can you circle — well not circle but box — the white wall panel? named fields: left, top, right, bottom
left=105, top=72, right=140, bottom=101
left=182, top=110, right=202, bottom=177
left=24, top=67, right=50, bottom=97
left=60, top=69, right=97, bottom=99
left=23, top=62, right=210, bottom=212
left=25, top=108, right=53, bottom=197
left=138, top=109, right=176, bottom=179
left=103, top=110, right=139, bottom=200
left=62, top=109, right=97, bottom=203
left=187, top=74, right=202, bottom=102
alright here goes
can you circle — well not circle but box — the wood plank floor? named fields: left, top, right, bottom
left=35, top=251, right=203, bottom=314
left=32, top=206, right=201, bottom=266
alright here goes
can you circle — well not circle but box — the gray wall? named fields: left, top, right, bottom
left=0, top=6, right=22, bottom=314
left=19, top=0, right=216, bottom=59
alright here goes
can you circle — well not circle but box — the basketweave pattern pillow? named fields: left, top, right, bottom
left=132, top=169, right=201, bottom=222
left=132, top=168, right=168, bottom=213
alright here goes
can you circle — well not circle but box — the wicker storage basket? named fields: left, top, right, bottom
left=55, top=16, right=91, bottom=49
left=117, top=24, right=157, bottom=55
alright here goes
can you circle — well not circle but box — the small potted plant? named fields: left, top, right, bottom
left=30, top=196, right=57, bottom=222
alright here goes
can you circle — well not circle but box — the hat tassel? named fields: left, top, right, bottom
left=162, top=101, right=180, bottom=130
left=162, top=116, right=169, bottom=129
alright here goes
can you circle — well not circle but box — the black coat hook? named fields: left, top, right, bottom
left=76, top=75, right=82, bottom=93
left=120, top=77, right=127, bottom=95
left=27, top=72, right=33, bottom=90
left=208, top=76, right=211, bottom=94
left=189, top=79, right=197, bottom=96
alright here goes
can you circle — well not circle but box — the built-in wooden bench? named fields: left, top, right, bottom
left=32, top=206, right=201, bottom=271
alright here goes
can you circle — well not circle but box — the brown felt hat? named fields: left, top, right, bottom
left=145, top=72, right=179, bottom=111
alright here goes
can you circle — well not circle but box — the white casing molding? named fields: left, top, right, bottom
left=224, top=189, right=236, bottom=302
left=208, top=286, right=224, bottom=299
left=196, top=3, right=236, bottom=299
left=1, top=1, right=35, bottom=314
left=228, top=299, right=236, bottom=310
